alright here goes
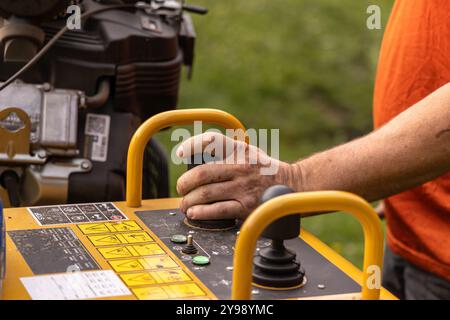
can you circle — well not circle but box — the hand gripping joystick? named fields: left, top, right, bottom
left=252, top=185, right=306, bottom=289
left=184, top=153, right=237, bottom=231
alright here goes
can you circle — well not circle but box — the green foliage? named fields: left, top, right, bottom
left=157, top=0, right=393, bottom=267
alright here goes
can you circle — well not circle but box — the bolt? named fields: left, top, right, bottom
left=42, top=83, right=51, bottom=91
left=169, top=211, right=177, bottom=216
left=318, top=284, right=326, bottom=289
left=81, top=161, right=91, bottom=170
left=37, top=150, right=46, bottom=159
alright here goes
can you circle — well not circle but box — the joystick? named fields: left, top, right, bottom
left=252, top=185, right=306, bottom=289
left=184, top=154, right=237, bottom=231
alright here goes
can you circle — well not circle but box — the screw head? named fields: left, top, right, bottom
left=37, top=150, right=46, bottom=159
left=81, top=161, right=91, bottom=170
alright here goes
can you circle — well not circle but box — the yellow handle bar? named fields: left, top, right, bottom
left=126, top=108, right=246, bottom=207
left=232, top=191, right=384, bottom=300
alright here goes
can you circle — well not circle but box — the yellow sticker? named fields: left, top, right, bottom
left=154, top=269, right=191, bottom=283
left=78, top=223, right=110, bottom=235
left=121, top=232, right=153, bottom=243
left=98, top=246, right=134, bottom=259
left=107, top=221, right=142, bottom=232
left=133, top=287, right=169, bottom=300
left=120, top=272, right=157, bottom=286
left=88, top=234, right=126, bottom=246
left=166, top=283, right=205, bottom=298
left=132, top=243, right=165, bottom=256
left=141, top=256, right=178, bottom=269
left=109, top=259, right=144, bottom=272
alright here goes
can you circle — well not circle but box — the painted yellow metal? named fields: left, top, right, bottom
left=126, top=108, right=246, bottom=208
left=2, top=197, right=395, bottom=300
left=232, top=191, right=384, bottom=300
left=299, top=229, right=397, bottom=300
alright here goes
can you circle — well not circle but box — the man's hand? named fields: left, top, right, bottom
left=176, top=132, right=297, bottom=220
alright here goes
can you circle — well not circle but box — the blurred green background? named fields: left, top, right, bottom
left=156, top=0, right=393, bottom=268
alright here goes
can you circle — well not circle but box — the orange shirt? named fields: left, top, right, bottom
left=374, top=0, right=450, bottom=281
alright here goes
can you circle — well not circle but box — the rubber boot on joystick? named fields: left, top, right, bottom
left=252, top=185, right=306, bottom=289
left=184, top=153, right=236, bottom=231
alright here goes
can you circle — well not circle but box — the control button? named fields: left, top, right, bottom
left=192, top=255, right=210, bottom=266
left=170, top=234, right=187, bottom=244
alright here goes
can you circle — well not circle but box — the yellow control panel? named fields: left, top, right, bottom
left=2, top=197, right=395, bottom=300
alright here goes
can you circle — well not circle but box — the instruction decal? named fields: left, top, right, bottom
left=85, top=113, right=110, bottom=162
left=21, top=270, right=131, bottom=300
left=28, top=202, right=127, bottom=226
left=8, top=228, right=98, bottom=274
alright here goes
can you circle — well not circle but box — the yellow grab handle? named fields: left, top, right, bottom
left=126, top=108, right=246, bottom=207
left=232, top=191, right=384, bottom=300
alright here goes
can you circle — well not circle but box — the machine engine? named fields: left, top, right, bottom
left=0, top=0, right=205, bottom=206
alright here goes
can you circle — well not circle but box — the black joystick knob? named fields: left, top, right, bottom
left=184, top=154, right=236, bottom=231
left=252, top=185, right=305, bottom=289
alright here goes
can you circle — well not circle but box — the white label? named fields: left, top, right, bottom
left=85, top=113, right=110, bottom=162
left=21, top=270, right=131, bottom=300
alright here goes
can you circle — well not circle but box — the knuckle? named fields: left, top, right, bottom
left=196, top=168, right=207, bottom=181
left=199, top=187, right=210, bottom=200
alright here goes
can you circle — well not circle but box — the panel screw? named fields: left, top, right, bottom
left=81, top=161, right=91, bottom=170
left=37, top=150, right=46, bottom=159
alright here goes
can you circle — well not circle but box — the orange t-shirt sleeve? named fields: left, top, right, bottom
left=373, top=0, right=450, bottom=281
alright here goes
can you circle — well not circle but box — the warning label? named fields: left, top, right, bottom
left=88, top=234, right=125, bottom=246
left=98, top=246, right=134, bottom=259
left=88, top=231, right=153, bottom=247
left=120, top=272, right=157, bottom=286
left=132, top=283, right=205, bottom=300
left=120, top=269, right=191, bottom=286
left=109, top=259, right=144, bottom=272
left=98, top=244, right=164, bottom=259
left=108, top=256, right=178, bottom=273
left=78, top=221, right=142, bottom=235
left=28, top=202, right=127, bottom=226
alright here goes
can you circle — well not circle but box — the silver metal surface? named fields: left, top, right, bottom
left=0, top=81, right=89, bottom=206
left=0, top=81, right=80, bottom=152
left=21, top=158, right=92, bottom=206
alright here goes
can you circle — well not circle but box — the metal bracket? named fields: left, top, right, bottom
left=0, top=107, right=46, bottom=165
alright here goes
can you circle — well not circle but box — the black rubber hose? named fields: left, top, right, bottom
left=85, top=79, right=110, bottom=108
left=1, top=171, right=20, bottom=207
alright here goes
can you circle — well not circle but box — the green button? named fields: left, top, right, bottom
left=192, top=255, right=210, bottom=266
left=170, top=234, right=187, bottom=244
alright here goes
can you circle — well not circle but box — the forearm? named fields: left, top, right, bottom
left=286, top=83, right=450, bottom=201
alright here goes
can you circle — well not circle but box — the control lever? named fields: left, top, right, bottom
left=184, top=153, right=237, bottom=230
left=252, top=185, right=306, bottom=289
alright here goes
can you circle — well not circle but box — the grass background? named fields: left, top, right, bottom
left=156, top=0, right=393, bottom=268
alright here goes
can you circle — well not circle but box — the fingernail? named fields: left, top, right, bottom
left=187, top=208, right=193, bottom=218
left=176, top=147, right=184, bottom=158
